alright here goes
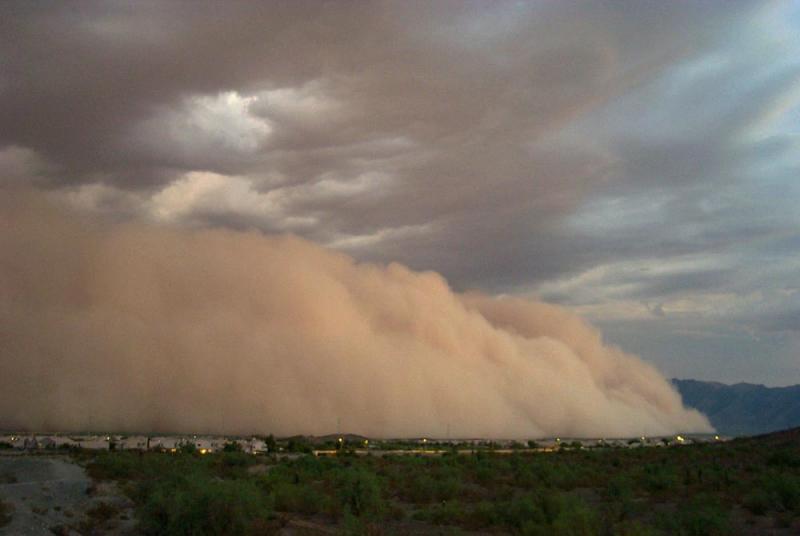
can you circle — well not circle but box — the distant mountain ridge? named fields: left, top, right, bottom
left=673, top=378, right=800, bottom=436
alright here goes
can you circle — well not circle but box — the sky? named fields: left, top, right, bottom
left=1, top=1, right=799, bottom=387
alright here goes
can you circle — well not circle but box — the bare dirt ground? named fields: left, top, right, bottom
left=0, top=454, right=135, bottom=535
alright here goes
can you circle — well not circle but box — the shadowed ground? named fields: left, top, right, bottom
left=0, top=455, right=133, bottom=535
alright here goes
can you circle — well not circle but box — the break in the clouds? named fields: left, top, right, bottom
left=1, top=0, right=799, bottom=391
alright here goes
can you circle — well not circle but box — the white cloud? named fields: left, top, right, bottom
left=132, top=91, right=272, bottom=167
left=58, top=182, right=145, bottom=216
left=149, top=171, right=285, bottom=224
left=256, top=82, right=342, bottom=123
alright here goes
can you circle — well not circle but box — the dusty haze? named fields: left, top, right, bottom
left=0, top=193, right=711, bottom=438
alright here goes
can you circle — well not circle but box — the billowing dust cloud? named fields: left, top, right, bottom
left=0, top=193, right=711, bottom=437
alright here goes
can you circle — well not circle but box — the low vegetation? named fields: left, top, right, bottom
left=0, top=498, right=12, bottom=528
left=79, top=430, right=800, bottom=535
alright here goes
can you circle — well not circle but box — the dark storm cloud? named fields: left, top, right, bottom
left=1, top=0, right=799, bottom=385
left=0, top=1, right=750, bottom=184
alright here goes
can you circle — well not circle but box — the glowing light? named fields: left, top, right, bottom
left=200, top=448, right=208, bottom=454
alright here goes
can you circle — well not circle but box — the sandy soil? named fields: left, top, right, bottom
left=0, top=454, right=135, bottom=535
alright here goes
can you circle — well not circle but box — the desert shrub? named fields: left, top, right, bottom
left=606, top=475, right=634, bottom=501
left=402, top=470, right=462, bottom=503
left=341, top=509, right=388, bottom=536
left=468, top=492, right=598, bottom=534
left=763, top=472, right=800, bottom=513
left=613, top=521, right=663, bottom=536
left=527, top=461, right=558, bottom=487
left=272, top=481, right=328, bottom=515
left=743, top=489, right=770, bottom=515
left=641, top=464, right=679, bottom=493
left=0, top=499, right=12, bottom=528
left=506, top=493, right=547, bottom=530
left=658, top=495, right=730, bottom=536
left=474, top=463, right=495, bottom=485
left=212, top=451, right=255, bottom=479
left=468, top=500, right=501, bottom=528
left=87, top=451, right=142, bottom=480
left=514, top=464, right=538, bottom=488
left=548, top=497, right=599, bottom=536
left=402, top=473, right=436, bottom=503
left=603, top=475, right=637, bottom=523
left=413, top=500, right=465, bottom=525
left=766, top=449, right=800, bottom=469
left=138, top=475, right=272, bottom=535
left=336, top=466, right=384, bottom=518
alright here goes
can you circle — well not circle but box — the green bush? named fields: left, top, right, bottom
left=764, top=472, right=800, bottom=513
left=604, top=475, right=637, bottom=523
left=506, top=493, right=547, bottom=529
left=336, top=466, right=384, bottom=518
left=212, top=452, right=255, bottom=479
left=402, top=470, right=462, bottom=503
left=641, top=464, right=679, bottom=493
left=467, top=492, right=599, bottom=534
left=87, top=451, right=142, bottom=480
left=658, top=495, right=730, bottom=536
left=138, top=475, right=272, bottom=535
left=549, top=498, right=599, bottom=536
left=272, top=481, right=328, bottom=515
